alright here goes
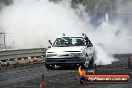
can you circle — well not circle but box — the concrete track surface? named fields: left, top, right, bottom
left=0, top=56, right=132, bottom=88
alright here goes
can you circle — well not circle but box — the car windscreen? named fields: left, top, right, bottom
left=52, top=37, right=86, bottom=47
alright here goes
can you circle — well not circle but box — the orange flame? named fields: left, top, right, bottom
left=78, top=66, right=85, bottom=76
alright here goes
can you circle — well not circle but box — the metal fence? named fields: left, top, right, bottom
left=0, top=48, right=46, bottom=60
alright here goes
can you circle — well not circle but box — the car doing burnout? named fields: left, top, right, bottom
left=45, top=34, right=95, bottom=69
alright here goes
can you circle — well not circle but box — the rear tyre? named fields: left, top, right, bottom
left=45, top=64, right=55, bottom=70
left=88, top=57, right=95, bottom=68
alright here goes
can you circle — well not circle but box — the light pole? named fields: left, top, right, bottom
left=0, top=32, right=6, bottom=49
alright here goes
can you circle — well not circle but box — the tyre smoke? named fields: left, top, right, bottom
left=0, top=0, right=132, bottom=65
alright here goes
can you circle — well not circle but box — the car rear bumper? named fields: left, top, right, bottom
left=45, top=57, right=85, bottom=65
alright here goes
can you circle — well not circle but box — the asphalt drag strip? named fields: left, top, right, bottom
left=0, top=57, right=132, bottom=88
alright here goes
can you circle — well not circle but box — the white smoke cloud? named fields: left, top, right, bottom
left=0, top=0, right=93, bottom=49
left=0, top=0, right=132, bottom=65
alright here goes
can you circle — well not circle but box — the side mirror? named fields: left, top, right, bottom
left=48, top=46, right=51, bottom=48
left=48, top=40, right=52, bottom=45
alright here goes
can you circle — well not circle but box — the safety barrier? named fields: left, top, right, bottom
left=0, top=48, right=46, bottom=67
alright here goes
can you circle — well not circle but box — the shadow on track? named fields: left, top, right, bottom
left=53, top=65, right=79, bottom=70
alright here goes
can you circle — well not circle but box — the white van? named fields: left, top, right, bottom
left=45, top=34, right=95, bottom=69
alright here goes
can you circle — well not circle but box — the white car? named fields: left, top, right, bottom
left=45, top=35, right=95, bottom=69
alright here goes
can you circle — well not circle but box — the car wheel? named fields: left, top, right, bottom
left=88, top=57, right=94, bottom=67
left=84, top=53, right=89, bottom=67
left=45, top=64, right=55, bottom=70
